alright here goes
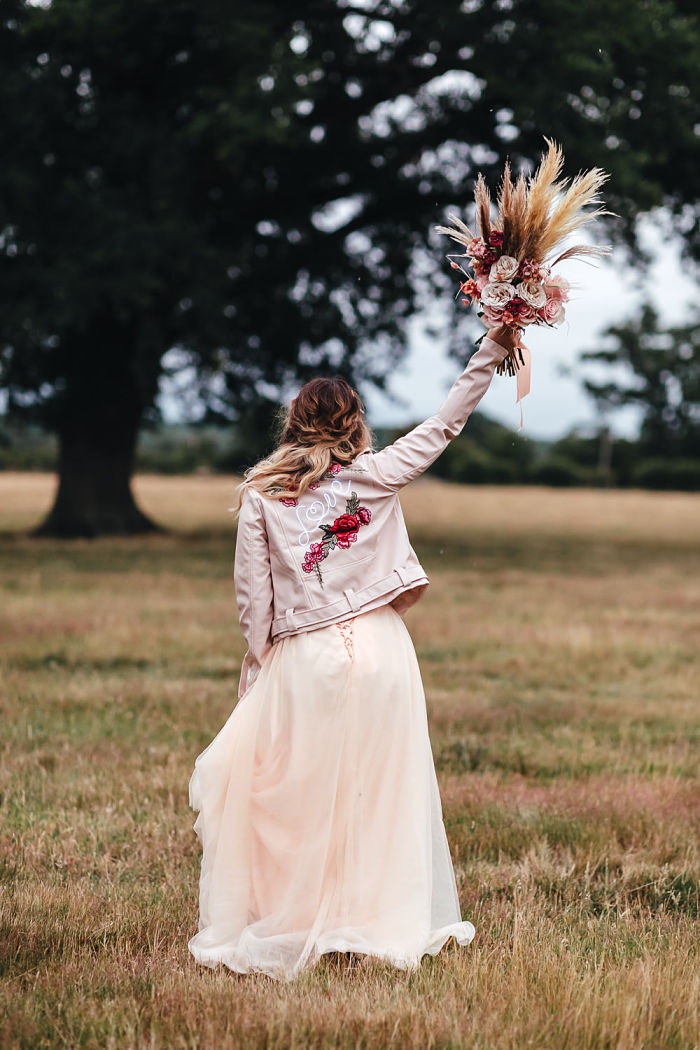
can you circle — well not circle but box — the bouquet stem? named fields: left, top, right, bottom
left=495, top=344, right=527, bottom=378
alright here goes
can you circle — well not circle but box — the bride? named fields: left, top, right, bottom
left=188, top=326, right=514, bottom=980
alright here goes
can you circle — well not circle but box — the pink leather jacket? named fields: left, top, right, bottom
left=234, top=335, right=509, bottom=699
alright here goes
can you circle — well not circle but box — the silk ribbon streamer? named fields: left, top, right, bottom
left=515, top=340, right=531, bottom=432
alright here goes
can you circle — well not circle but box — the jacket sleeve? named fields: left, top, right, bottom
left=233, top=487, right=275, bottom=700
left=366, top=335, right=509, bottom=490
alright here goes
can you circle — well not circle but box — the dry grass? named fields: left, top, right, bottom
left=1, top=472, right=699, bottom=1050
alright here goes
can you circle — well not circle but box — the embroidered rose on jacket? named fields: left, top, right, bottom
left=301, top=492, right=371, bottom=585
left=279, top=497, right=298, bottom=507
left=328, top=512, right=361, bottom=548
left=301, top=542, right=326, bottom=573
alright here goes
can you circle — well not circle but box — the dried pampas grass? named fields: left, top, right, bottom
left=436, top=138, right=611, bottom=269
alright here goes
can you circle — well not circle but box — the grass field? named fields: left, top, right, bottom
left=1, top=472, right=698, bottom=1050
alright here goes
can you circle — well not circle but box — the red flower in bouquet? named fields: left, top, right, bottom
left=460, top=278, right=480, bottom=302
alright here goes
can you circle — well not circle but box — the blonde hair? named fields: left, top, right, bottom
left=230, top=377, right=374, bottom=518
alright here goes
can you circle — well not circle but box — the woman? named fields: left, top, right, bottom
left=188, top=326, right=514, bottom=980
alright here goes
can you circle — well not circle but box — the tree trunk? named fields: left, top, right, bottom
left=35, top=415, right=160, bottom=538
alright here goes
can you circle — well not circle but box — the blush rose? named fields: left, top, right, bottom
left=481, top=281, right=516, bottom=309
left=480, top=304, right=506, bottom=326
left=543, top=274, right=571, bottom=302
left=515, top=302, right=537, bottom=325
left=489, top=255, right=519, bottom=282
left=538, top=298, right=566, bottom=324
left=518, top=279, right=547, bottom=309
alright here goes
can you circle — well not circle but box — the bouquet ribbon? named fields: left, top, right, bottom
left=515, top=339, right=531, bottom=432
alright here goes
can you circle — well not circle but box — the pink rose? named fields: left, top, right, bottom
left=357, top=506, right=371, bottom=525
left=543, top=274, right=570, bottom=302
left=336, top=531, right=358, bottom=550
left=538, top=298, right=566, bottom=325
left=480, top=305, right=505, bottom=326
left=302, top=541, right=326, bottom=572
left=476, top=273, right=490, bottom=292
left=328, top=461, right=341, bottom=476
left=280, top=497, right=298, bottom=507
left=516, top=302, right=537, bottom=325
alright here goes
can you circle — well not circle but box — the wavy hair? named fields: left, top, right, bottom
left=230, top=377, right=374, bottom=518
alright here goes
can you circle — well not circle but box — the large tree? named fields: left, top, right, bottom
left=1, top=0, right=698, bottom=534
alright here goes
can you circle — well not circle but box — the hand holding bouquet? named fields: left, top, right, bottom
left=436, top=139, right=611, bottom=388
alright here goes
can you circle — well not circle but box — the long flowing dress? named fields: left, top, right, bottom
left=188, top=602, right=475, bottom=980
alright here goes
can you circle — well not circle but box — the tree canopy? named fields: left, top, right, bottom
left=0, top=0, right=698, bottom=532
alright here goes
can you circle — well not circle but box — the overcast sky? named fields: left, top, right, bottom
left=155, top=212, right=696, bottom=442
left=363, top=214, right=697, bottom=440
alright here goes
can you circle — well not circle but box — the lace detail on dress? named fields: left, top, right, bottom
left=334, top=619, right=355, bottom=661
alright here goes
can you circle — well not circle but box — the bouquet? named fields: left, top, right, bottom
left=436, top=139, right=610, bottom=385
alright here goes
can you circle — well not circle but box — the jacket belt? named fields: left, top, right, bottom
left=272, top=564, right=428, bottom=636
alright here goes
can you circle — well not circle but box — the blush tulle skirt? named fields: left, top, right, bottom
left=188, top=602, right=475, bottom=980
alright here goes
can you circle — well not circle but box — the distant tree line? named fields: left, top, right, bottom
left=2, top=412, right=698, bottom=491
left=425, top=416, right=700, bottom=491
left=4, top=297, right=697, bottom=489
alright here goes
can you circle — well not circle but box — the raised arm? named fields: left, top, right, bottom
left=366, top=331, right=512, bottom=490
left=233, top=486, right=275, bottom=700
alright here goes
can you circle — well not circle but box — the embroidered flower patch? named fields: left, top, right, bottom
left=301, top=491, right=371, bottom=585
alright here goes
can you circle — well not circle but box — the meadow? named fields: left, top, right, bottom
left=1, top=472, right=698, bottom=1050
